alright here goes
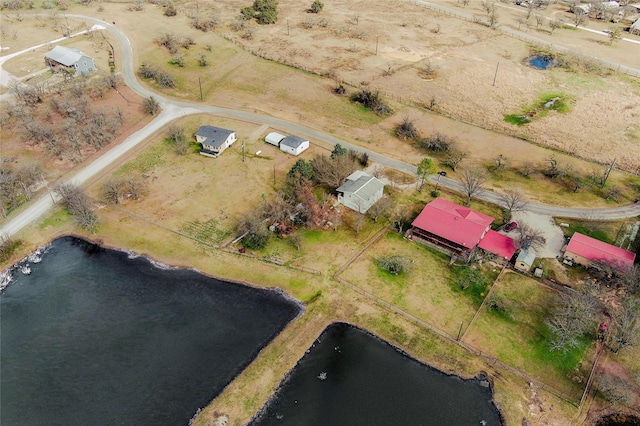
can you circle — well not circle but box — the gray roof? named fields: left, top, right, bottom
left=280, top=135, right=308, bottom=149
left=44, top=45, right=87, bottom=66
left=336, top=171, right=385, bottom=201
left=632, top=19, right=640, bottom=30
left=196, top=125, right=235, bottom=148
left=516, top=249, right=536, bottom=265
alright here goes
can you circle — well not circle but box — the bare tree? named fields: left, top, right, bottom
left=55, top=183, right=98, bottom=231
left=310, top=154, right=358, bottom=189
left=606, top=298, right=640, bottom=354
left=443, top=149, right=467, bottom=171
left=121, top=175, right=146, bottom=200
left=377, top=255, right=410, bottom=275
left=499, top=189, right=528, bottom=218
left=515, top=222, right=546, bottom=251
left=493, top=154, right=508, bottom=171
left=367, top=195, right=393, bottom=223
left=102, top=179, right=122, bottom=204
left=390, top=205, right=411, bottom=234
left=597, top=374, right=632, bottom=406
left=572, top=10, right=586, bottom=27
left=459, top=167, right=488, bottom=205
left=546, top=292, right=598, bottom=352
left=549, top=18, right=563, bottom=34
left=143, top=96, right=160, bottom=115
left=607, top=26, right=622, bottom=45
left=521, top=161, right=535, bottom=177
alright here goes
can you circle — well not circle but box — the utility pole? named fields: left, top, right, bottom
left=242, top=141, right=245, bottom=162
left=198, top=77, right=203, bottom=101
left=375, top=35, right=379, bottom=55
left=287, top=18, right=290, bottom=36
left=273, top=166, right=276, bottom=185
left=492, top=62, right=499, bottom=87
left=602, top=157, right=616, bottom=188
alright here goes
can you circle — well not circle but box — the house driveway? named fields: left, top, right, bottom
left=510, top=211, right=566, bottom=259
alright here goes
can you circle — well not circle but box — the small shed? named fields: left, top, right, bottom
left=515, top=250, right=536, bottom=272
left=631, top=19, right=640, bottom=36
left=280, top=135, right=310, bottom=156
left=265, top=132, right=285, bottom=146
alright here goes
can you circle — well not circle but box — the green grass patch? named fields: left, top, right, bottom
left=504, top=114, right=530, bottom=126
left=470, top=272, right=591, bottom=399
left=38, top=209, right=72, bottom=230
left=555, top=218, right=626, bottom=244
left=117, top=144, right=168, bottom=175
left=505, top=92, right=572, bottom=126
left=179, top=218, right=230, bottom=245
left=450, top=266, right=494, bottom=307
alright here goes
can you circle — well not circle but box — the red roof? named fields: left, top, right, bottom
left=411, top=198, right=494, bottom=248
left=478, top=230, right=518, bottom=259
left=566, top=232, right=636, bottom=270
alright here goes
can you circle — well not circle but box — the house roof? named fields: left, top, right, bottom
left=336, top=171, right=385, bottom=202
left=632, top=19, right=640, bottom=30
left=566, top=232, right=636, bottom=270
left=411, top=198, right=494, bottom=248
left=195, top=126, right=235, bottom=148
left=280, top=135, right=308, bottom=149
left=516, top=249, right=536, bottom=265
left=265, top=132, right=285, bottom=145
left=478, top=230, right=517, bottom=259
left=45, top=45, right=86, bottom=66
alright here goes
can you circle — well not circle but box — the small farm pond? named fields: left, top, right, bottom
left=529, top=55, right=557, bottom=70
left=0, top=236, right=302, bottom=426
left=250, top=322, right=503, bottom=426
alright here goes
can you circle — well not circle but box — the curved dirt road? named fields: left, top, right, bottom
left=1, top=15, right=639, bottom=238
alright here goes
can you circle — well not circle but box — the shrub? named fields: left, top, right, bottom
left=350, top=89, right=392, bottom=116
left=377, top=255, right=410, bottom=275
left=395, top=117, right=420, bottom=141
left=418, top=132, right=456, bottom=152
left=309, top=0, right=323, bottom=13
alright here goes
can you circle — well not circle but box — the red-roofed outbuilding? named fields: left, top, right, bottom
left=410, top=198, right=494, bottom=253
left=478, top=230, right=518, bottom=260
left=564, top=232, right=636, bottom=271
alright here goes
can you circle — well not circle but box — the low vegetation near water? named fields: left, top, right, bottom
left=505, top=93, right=571, bottom=126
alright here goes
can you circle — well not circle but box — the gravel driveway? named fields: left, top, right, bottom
left=510, top=211, right=567, bottom=259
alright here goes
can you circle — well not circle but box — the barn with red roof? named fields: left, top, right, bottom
left=564, top=232, right=636, bottom=271
left=410, top=198, right=494, bottom=254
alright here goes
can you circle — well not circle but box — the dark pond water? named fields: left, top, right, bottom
left=0, top=236, right=302, bottom=426
left=251, top=322, right=502, bottom=426
left=529, top=55, right=556, bottom=70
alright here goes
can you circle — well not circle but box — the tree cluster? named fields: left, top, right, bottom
left=240, top=0, right=278, bottom=25
left=546, top=291, right=598, bottom=352
left=139, top=64, right=176, bottom=88
left=101, top=175, right=147, bottom=205
left=0, top=159, right=44, bottom=217
left=55, top=183, right=98, bottom=231
left=235, top=144, right=370, bottom=248
left=190, top=12, right=219, bottom=32
left=5, top=77, right=124, bottom=162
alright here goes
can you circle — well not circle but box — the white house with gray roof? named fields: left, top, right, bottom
left=279, top=135, right=309, bottom=156
left=195, top=125, right=237, bottom=157
left=336, top=170, right=385, bottom=214
left=44, top=45, right=95, bottom=75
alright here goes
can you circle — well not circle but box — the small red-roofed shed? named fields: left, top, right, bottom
left=564, top=232, right=636, bottom=271
left=478, top=230, right=518, bottom=260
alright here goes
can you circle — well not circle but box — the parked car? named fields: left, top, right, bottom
left=504, top=222, right=518, bottom=232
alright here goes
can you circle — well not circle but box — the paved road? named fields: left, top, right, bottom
left=1, top=15, right=639, bottom=238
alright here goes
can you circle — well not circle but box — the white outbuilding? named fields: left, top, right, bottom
left=336, top=170, right=385, bottom=214
left=279, top=135, right=310, bottom=156
left=265, top=132, right=285, bottom=146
